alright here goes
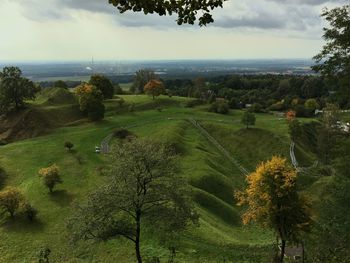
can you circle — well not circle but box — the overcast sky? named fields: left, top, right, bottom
left=0, top=0, right=346, bottom=61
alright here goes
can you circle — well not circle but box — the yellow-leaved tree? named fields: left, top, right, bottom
left=235, top=156, right=312, bottom=263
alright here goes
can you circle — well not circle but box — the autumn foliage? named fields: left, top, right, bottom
left=235, top=156, right=312, bottom=262
left=0, top=186, right=24, bottom=218
left=76, top=83, right=105, bottom=121
left=286, top=110, right=296, bottom=122
left=38, top=164, right=62, bottom=193
left=144, top=79, right=165, bottom=100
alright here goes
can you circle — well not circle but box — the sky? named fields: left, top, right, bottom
left=0, top=0, right=347, bottom=61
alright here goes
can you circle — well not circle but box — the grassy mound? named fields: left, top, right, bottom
left=37, top=87, right=77, bottom=105
left=0, top=108, right=52, bottom=143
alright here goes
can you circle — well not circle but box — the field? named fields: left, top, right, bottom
left=0, top=93, right=318, bottom=262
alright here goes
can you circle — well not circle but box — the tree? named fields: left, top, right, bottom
left=235, top=157, right=312, bottom=263
left=76, top=83, right=105, bottom=121
left=0, top=186, right=23, bottom=218
left=0, top=66, right=38, bottom=112
left=89, top=75, right=114, bottom=99
left=313, top=5, right=350, bottom=82
left=285, top=110, right=296, bottom=122
left=23, top=202, right=38, bottom=222
left=304, top=99, right=320, bottom=112
left=68, top=139, right=197, bottom=263
left=131, top=69, right=157, bottom=94
left=38, top=164, right=62, bottom=193
left=241, top=111, right=256, bottom=129
left=64, top=141, right=74, bottom=152
left=288, top=119, right=302, bottom=142
left=54, top=80, right=68, bottom=89
left=108, top=0, right=226, bottom=26
left=144, top=79, right=165, bottom=100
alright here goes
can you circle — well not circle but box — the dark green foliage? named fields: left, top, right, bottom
left=113, top=128, right=133, bottom=139
left=76, top=84, right=105, bottom=121
left=53, top=80, right=68, bottom=89
left=38, top=247, right=51, bottom=263
left=0, top=67, right=39, bottom=113
left=241, top=111, right=256, bottom=129
left=89, top=75, right=114, bottom=99
left=108, top=0, right=225, bottom=26
left=114, top=84, right=123, bottom=95
left=131, top=70, right=157, bottom=94
left=248, top=103, right=263, bottom=113
left=67, top=139, right=197, bottom=263
left=308, top=177, right=350, bottom=262
left=23, top=202, right=38, bottom=222
left=313, top=5, right=350, bottom=80
left=313, top=5, right=350, bottom=108
left=64, top=141, right=74, bottom=152
left=87, top=102, right=105, bottom=121
left=208, top=101, right=229, bottom=114
left=0, top=167, right=6, bottom=189
left=293, top=104, right=314, bottom=118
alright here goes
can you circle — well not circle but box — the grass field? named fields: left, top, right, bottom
left=0, top=94, right=319, bottom=262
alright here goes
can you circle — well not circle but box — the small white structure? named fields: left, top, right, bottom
left=95, top=146, right=101, bottom=153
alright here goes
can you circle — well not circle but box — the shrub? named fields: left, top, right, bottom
left=113, top=129, right=133, bottom=139
left=294, top=104, right=314, bottom=118
left=248, top=103, right=263, bottom=113
left=208, top=101, right=229, bottom=114
left=241, top=111, right=256, bottom=129
left=23, top=202, right=38, bottom=222
left=0, top=186, right=23, bottom=218
left=64, top=141, right=74, bottom=152
left=38, top=164, right=62, bottom=193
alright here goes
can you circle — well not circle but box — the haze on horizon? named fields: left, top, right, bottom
left=0, top=0, right=347, bottom=62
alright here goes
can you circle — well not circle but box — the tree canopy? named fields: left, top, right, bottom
left=89, top=75, right=114, bottom=99
left=0, top=66, right=38, bottom=113
left=144, top=79, right=165, bottom=99
left=313, top=5, right=350, bottom=82
left=76, top=83, right=105, bottom=121
left=108, top=0, right=226, bottom=26
left=68, top=139, right=197, bottom=263
left=235, top=156, right=312, bottom=262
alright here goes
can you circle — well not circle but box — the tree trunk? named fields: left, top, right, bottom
left=280, top=239, right=286, bottom=263
left=135, top=210, right=142, bottom=263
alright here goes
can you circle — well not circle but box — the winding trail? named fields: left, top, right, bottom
left=289, top=141, right=318, bottom=172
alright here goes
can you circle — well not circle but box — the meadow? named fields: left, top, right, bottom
left=0, top=93, right=318, bottom=262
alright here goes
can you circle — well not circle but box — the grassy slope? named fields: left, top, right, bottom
left=0, top=95, right=316, bottom=262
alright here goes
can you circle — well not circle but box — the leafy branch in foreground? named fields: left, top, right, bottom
left=108, top=0, right=226, bottom=26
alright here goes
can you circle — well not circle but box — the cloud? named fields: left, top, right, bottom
left=14, top=0, right=347, bottom=33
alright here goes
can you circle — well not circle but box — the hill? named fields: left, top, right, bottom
left=0, top=95, right=326, bottom=262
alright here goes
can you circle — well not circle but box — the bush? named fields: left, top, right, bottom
left=208, top=101, right=229, bottom=114
left=64, top=141, right=74, bottom=152
left=294, top=105, right=314, bottom=118
left=38, top=164, right=62, bottom=193
left=23, top=202, right=38, bottom=222
left=0, top=187, right=23, bottom=218
left=248, top=103, right=263, bottom=113
left=113, top=128, right=133, bottom=139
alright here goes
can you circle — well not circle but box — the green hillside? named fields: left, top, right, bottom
left=0, top=95, right=325, bottom=262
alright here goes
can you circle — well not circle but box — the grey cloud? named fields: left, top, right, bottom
left=16, top=0, right=346, bottom=33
